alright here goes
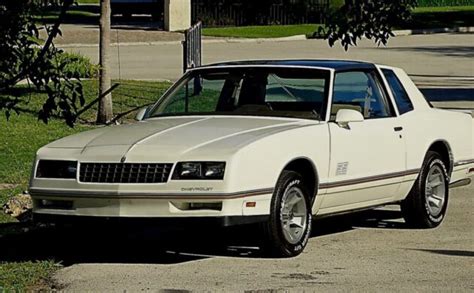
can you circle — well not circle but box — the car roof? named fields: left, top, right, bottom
left=203, top=59, right=377, bottom=72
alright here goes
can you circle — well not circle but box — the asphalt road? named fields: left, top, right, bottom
left=64, top=33, right=474, bottom=83
left=47, top=185, right=473, bottom=291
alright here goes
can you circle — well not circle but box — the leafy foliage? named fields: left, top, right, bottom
left=321, top=0, right=418, bottom=50
left=56, top=52, right=99, bottom=79
left=0, top=0, right=85, bottom=127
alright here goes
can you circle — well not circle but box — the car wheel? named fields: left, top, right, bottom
left=401, top=151, right=449, bottom=228
left=263, top=170, right=312, bottom=257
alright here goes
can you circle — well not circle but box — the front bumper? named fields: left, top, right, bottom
left=33, top=213, right=269, bottom=227
left=30, top=188, right=273, bottom=226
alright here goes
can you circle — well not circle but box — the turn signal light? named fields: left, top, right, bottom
left=246, top=202, right=256, bottom=208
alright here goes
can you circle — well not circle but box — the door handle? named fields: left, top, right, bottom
left=394, top=126, right=403, bottom=132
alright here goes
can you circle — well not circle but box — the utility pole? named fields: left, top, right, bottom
left=97, top=0, right=113, bottom=123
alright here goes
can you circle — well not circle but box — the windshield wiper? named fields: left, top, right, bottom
left=270, top=74, right=299, bottom=101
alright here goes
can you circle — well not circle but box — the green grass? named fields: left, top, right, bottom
left=413, top=5, right=474, bottom=12
left=407, top=5, right=474, bottom=28
left=417, top=0, right=474, bottom=6
left=202, top=5, right=474, bottom=39
left=0, top=79, right=171, bottom=290
left=203, top=24, right=323, bottom=38
left=0, top=261, right=59, bottom=291
left=77, top=0, right=99, bottom=3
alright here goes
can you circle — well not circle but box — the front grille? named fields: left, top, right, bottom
left=79, top=163, right=173, bottom=183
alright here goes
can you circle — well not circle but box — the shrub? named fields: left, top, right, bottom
left=56, top=52, right=99, bottom=79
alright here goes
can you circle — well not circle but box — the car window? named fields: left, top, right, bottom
left=332, top=71, right=393, bottom=120
left=150, top=68, right=330, bottom=120
left=382, top=69, right=414, bottom=114
left=159, top=77, right=225, bottom=114
left=266, top=74, right=326, bottom=103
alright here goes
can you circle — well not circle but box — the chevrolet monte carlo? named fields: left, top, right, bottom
left=30, top=60, right=474, bottom=257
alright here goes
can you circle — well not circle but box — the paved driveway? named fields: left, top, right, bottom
left=51, top=185, right=473, bottom=291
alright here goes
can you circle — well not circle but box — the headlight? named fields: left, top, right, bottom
left=36, top=160, right=77, bottom=179
left=172, top=162, right=226, bottom=180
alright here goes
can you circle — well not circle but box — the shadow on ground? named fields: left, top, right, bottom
left=385, top=45, right=474, bottom=59
left=0, top=208, right=412, bottom=266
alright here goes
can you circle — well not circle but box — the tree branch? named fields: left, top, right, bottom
left=0, top=0, right=74, bottom=91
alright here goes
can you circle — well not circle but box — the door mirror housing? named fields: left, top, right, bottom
left=135, top=107, right=148, bottom=121
left=335, top=109, right=364, bottom=128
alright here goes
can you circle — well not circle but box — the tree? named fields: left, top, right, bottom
left=0, top=0, right=84, bottom=127
left=321, top=0, right=418, bottom=50
left=97, top=0, right=113, bottom=123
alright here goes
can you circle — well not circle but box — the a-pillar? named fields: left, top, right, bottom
left=164, top=0, right=191, bottom=31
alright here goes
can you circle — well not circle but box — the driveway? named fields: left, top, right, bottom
left=51, top=185, right=474, bottom=291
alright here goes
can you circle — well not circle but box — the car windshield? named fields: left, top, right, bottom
left=147, top=67, right=330, bottom=120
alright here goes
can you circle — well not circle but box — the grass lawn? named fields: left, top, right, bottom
left=0, top=79, right=170, bottom=291
left=202, top=24, right=323, bottom=39
left=408, top=5, right=474, bottom=28
left=202, top=6, right=474, bottom=39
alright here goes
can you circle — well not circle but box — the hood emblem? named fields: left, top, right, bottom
left=121, top=156, right=126, bottom=163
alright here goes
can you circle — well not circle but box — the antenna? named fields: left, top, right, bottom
left=116, top=29, right=122, bottom=81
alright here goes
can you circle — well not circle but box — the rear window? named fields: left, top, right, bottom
left=382, top=69, right=414, bottom=115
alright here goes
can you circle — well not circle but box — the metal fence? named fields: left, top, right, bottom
left=182, top=21, right=202, bottom=73
left=191, top=0, right=330, bottom=27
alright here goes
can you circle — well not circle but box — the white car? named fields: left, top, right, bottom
left=29, top=60, right=474, bottom=257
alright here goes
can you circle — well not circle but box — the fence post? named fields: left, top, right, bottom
left=182, top=22, right=202, bottom=73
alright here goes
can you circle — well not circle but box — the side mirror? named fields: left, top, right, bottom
left=135, top=107, right=148, bottom=121
left=335, top=109, right=364, bottom=128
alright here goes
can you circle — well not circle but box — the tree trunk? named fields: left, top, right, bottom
left=97, top=0, right=113, bottom=124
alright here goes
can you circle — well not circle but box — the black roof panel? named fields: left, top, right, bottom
left=204, top=59, right=376, bottom=72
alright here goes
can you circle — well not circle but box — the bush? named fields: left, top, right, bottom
left=417, top=0, right=474, bottom=6
left=56, top=52, right=98, bottom=79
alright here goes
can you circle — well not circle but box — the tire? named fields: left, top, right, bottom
left=401, top=151, right=449, bottom=228
left=262, top=170, right=312, bottom=257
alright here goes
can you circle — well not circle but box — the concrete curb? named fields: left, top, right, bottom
left=393, top=26, right=474, bottom=36
left=57, top=26, right=474, bottom=48
left=58, top=34, right=308, bottom=48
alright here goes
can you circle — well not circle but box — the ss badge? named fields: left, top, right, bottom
left=336, top=162, right=349, bottom=176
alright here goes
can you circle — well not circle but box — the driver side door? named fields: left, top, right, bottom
left=320, top=70, right=406, bottom=212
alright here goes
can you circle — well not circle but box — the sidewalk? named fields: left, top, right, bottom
left=41, top=24, right=184, bottom=45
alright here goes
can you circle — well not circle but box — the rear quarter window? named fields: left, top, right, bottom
left=382, top=69, right=414, bottom=115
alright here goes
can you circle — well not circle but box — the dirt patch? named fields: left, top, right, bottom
left=0, top=184, right=19, bottom=190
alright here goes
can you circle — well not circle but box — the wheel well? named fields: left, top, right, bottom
left=283, top=158, right=318, bottom=200
left=427, top=141, right=453, bottom=176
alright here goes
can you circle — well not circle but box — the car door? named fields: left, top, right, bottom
left=320, top=70, right=406, bottom=210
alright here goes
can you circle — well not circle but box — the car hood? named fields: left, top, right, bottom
left=44, top=116, right=317, bottom=161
